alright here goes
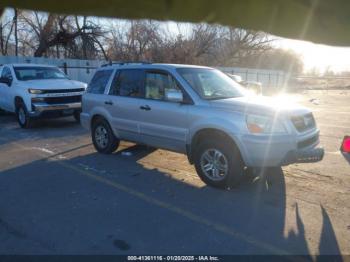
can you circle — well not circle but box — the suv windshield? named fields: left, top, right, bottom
left=177, top=68, right=246, bottom=100
left=14, top=66, right=68, bottom=81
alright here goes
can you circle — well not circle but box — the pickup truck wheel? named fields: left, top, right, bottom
left=194, top=140, right=244, bottom=189
left=16, top=103, right=32, bottom=128
left=92, top=118, right=119, bottom=154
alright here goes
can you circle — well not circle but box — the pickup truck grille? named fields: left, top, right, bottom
left=43, top=95, right=82, bottom=104
left=291, top=113, right=316, bottom=132
left=40, top=88, right=85, bottom=94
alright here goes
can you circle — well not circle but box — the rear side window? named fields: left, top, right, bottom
left=87, top=70, right=113, bottom=94
left=109, top=69, right=144, bottom=97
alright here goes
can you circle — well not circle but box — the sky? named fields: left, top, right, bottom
left=274, top=38, right=350, bottom=74
left=164, top=21, right=350, bottom=74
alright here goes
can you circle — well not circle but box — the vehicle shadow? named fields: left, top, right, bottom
left=0, top=114, right=87, bottom=147
left=0, top=144, right=343, bottom=257
left=341, top=152, right=350, bottom=165
left=0, top=112, right=80, bottom=129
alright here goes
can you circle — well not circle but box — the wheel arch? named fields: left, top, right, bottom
left=90, top=114, right=106, bottom=129
left=188, top=128, right=246, bottom=166
left=90, top=113, right=120, bottom=139
left=14, top=96, right=24, bottom=108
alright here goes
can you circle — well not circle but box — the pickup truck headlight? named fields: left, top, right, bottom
left=246, top=114, right=287, bottom=134
left=28, top=89, right=44, bottom=94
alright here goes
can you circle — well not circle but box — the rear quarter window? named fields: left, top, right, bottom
left=87, top=70, right=113, bottom=94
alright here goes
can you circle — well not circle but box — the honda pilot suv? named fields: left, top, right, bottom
left=81, top=62, right=324, bottom=189
left=0, top=64, right=87, bottom=128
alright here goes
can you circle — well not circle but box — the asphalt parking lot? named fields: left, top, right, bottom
left=0, top=90, right=349, bottom=256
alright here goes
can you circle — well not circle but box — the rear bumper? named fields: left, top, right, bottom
left=29, top=102, right=81, bottom=117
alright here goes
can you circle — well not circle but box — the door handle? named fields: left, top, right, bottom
left=140, top=105, right=151, bottom=111
left=104, top=101, right=113, bottom=105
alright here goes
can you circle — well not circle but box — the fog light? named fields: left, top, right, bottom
left=341, top=136, right=350, bottom=153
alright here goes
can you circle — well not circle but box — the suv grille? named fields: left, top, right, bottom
left=291, top=113, right=316, bottom=132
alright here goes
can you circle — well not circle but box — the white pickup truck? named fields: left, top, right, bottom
left=0, top=64, right=87, bottom=128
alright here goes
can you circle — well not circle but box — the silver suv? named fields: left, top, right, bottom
left=81, top=62, right=324, bottom=189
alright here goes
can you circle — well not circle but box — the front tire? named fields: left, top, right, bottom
left=73, top=111, right=81, bottom=123
left=194, top=140, right=245, bottom=189
left=16, top=103, right=33, bottom=129
left=91, top=118, right=119, bottom=154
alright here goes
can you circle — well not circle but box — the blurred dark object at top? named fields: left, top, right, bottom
left=1, top=0, right=350, bottom=46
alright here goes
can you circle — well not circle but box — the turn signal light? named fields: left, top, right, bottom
left=341, top=136, right=350, bottom=153
left=247, top=123, right=264, bottom=133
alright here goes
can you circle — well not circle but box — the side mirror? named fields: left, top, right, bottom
left=0, top=77, right=11, bottom=86
left=165, top=89, right=183, bottom=103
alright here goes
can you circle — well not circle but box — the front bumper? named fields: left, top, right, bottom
left=281, top=147, right=324, bottom=165
left=236, top=128, right=324, bottom=167
left=80, top=112, right=91, bottom=130
left=29, top=102, right=81, bottom=117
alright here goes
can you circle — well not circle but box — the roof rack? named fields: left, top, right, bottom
left=101, top=61, right=152, bottom=67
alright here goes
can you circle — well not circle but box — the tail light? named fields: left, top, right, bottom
left=340, top=136, right=350, bottom=153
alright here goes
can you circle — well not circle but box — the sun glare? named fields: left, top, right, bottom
left=276, top=38, right=350, bottom=74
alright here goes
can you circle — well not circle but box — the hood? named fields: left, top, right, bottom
left=210, top=95, right=311, bottom=116
left=19, top=79, right=87, bottom=90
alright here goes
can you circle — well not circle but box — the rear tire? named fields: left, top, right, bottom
left=194, top=140, right=245, bottom=189
left=91, top=118, right=119, bottom=154
left=16, top=103, right=33, bottom=129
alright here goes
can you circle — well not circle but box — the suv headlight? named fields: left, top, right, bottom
left=28, top=89, right=44, bottom=94
left=246, top=114, right=287, bottom=134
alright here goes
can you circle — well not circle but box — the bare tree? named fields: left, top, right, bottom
left=0, top=19, right=7, bottom=54
left=107, top=20, right=162, bottom=61
left=33, top=13, right=57, bottom=57
left=19, top=11, right=108, bottom=59
left=1, top=8, right=282, bottom=70
left=13, top=8, right=19, bottom=56
left=215, top=28, right=274, bottom=66
left=0, top=10, right=16, bottom=55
